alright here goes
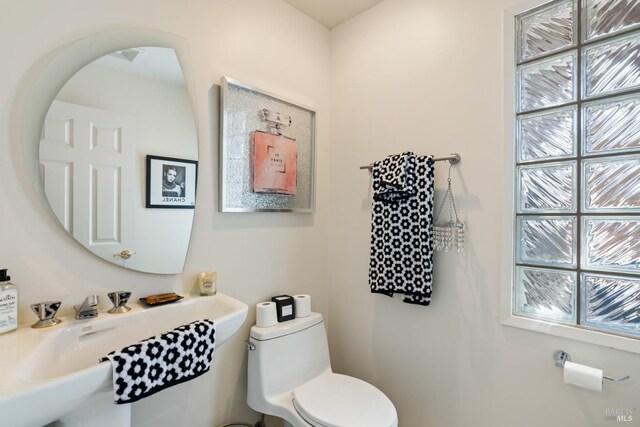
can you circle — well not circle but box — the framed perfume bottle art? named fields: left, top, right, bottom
left=219, top=77, right=316, bottom=212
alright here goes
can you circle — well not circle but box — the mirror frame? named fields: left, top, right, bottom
left=23, top=29, right=199, bottom=273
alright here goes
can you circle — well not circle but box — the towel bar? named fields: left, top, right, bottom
left=553, top=350, right=630, bottom=382
left=359, top=153, right=461, bottom=171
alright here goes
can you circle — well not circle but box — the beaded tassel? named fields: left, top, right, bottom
left=433, top=167, right=465, bottom=253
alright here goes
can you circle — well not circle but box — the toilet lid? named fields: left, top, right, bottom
left=292, top=373, right=397, bottom=427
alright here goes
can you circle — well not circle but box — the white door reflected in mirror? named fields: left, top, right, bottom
left=41, top=101, right=136, bottom=264
left=38, top=47, right=198, bottom=274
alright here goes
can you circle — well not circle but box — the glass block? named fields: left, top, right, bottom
left=583, top=94, right=640, bottom=155
left=518, top=52, right=577, bottom=112
left=517, top=106, right=577, bottom=162
left=582, top=217, right=640, bottom=273
left=515, top=266, right=576, bottom=323
left=583, top=32, right=640, bottom=98
left=583, top=0, right=640, bottom=41
left=517, top=0, right=576, bottom=62
left=583, top=155, right=640, bottom=211
left=516, top=216, right=577, bottom=267
left=517, top=162, right=576, bottom=212
left=582, top=273, right=640, bottom=336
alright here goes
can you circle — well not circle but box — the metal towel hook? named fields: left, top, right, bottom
left=553, top=350, right=630, bottom=382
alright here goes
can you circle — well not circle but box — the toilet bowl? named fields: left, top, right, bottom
left=247, top=313, right=397, bottom=427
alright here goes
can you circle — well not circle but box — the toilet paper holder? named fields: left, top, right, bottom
left=553, top=350, right=630, bottom=382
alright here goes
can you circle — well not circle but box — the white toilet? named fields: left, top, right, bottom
left=247, top=313, right=398, bottom=427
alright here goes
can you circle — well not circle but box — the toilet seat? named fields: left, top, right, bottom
left=292, top=373, right=397, bottom=427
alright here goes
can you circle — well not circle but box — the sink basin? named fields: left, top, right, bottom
left=0, top=292, right=248, bottom=427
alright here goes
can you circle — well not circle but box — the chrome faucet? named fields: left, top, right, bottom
left=74, top=295, right=100, bottom=320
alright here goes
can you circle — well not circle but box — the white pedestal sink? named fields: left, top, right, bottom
left=0, top=292, right=248, bottom=427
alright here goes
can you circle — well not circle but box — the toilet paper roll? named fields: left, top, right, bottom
left=256, top=302, right=277, bottom=328
left=563, top=361, right=603, bottom=392
left=294, top=294, right=311, bottom=318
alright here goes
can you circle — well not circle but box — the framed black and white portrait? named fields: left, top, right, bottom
left=146, top=155, right=197, bottom=208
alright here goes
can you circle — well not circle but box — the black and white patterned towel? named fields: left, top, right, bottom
left=373, top=152, right=417, bottom=203
left=369, top=154, right=435, bottom=305
left=100, top=319, right=216, bottom=404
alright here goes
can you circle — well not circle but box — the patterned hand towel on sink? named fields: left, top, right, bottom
left=99, top=319, right=216, bottom=404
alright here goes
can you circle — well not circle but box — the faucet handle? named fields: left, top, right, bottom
left=107, top=291, right=132, bottom=314
left=30, top=301, right=62, bottom=328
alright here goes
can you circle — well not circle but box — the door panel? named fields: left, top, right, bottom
left=40, top=101, right=135, bottom=264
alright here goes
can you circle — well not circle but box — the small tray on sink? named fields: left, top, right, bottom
left=139, top=293, right=184, bottom=307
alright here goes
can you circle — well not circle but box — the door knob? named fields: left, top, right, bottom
left=113, top=250, right=133, bottom=260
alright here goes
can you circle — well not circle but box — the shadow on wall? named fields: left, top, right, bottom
left=367, top=162, right=496, bottom=426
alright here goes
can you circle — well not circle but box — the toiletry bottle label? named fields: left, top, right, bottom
left=0, top=289, right=18, bottom=333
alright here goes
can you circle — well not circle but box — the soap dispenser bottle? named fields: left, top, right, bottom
left=0, top=269, right=18, bottom=335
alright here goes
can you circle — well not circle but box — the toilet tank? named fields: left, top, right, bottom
left=248, top=313, right=331, bottom=409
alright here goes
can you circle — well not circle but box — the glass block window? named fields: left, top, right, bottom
left=514, top=0, right=640, bottom=338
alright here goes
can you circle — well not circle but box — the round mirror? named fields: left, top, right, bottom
left=36, top=45, right=198, bottom=274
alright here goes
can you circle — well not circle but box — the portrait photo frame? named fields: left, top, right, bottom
left=220, top=77, right=316, bottom=213
left=146, top=155, right=197, bottom=209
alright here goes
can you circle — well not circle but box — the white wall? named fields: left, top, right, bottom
left=329, top=0, right=640, bottom=426
left=0, top=0, right=329, bottom=426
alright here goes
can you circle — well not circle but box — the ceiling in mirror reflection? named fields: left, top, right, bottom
left=38, top=46, right=197, bottom=275
left=95, top=47, right=187, bottom=86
